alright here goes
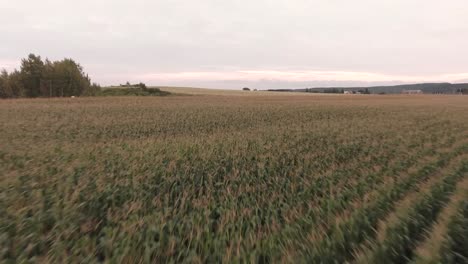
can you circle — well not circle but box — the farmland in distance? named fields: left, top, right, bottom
left=1, top=91, right=468, bottom=263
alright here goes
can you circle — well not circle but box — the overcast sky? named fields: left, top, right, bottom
left=1, top=0, right=468, bottom=89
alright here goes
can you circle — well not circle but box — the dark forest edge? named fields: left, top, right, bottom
left=98, top=86, right=171, bottom=97
left=0, top=54, right=171, bottom=98
left=268, top=83, right=468, bottom=95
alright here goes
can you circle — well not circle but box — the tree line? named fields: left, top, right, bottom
left=305, top=88, right=371, bottom=94
left=0, top=54, right=100, bottom=98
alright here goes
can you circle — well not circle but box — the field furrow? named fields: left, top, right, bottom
left=438, top=198, right=468, bottom=263
left=354, top=159, right=468, bottom=263
left=260, top=138, right=454, bottom=259
left=411, top=177, right=468, bottom=264
left=298, top=144, right=468, bottom=263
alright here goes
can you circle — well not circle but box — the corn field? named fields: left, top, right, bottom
left=1, top=94, right=467, bottom=263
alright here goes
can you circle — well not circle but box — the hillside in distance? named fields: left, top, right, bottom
left=269, top=82, right=468, bottom=94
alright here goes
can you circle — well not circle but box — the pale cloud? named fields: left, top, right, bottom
left=1, top=0, right=468, bottom=88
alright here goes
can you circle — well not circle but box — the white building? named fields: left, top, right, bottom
left=402, top=90, right=423, bottom=94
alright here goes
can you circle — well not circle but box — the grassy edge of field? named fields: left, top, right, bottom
left=98, top=87, right=173, bottom=97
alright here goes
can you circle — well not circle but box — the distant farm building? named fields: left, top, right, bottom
left=402, top=90, right=423, bottom=94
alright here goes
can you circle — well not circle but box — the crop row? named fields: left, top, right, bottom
left=361, top=161, right=468, bottom=263
left=258, top=136, right=456, bottom=260
left=438, top=198, right=468, bottom=263
left=300, top=144, right=468, bottom=263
